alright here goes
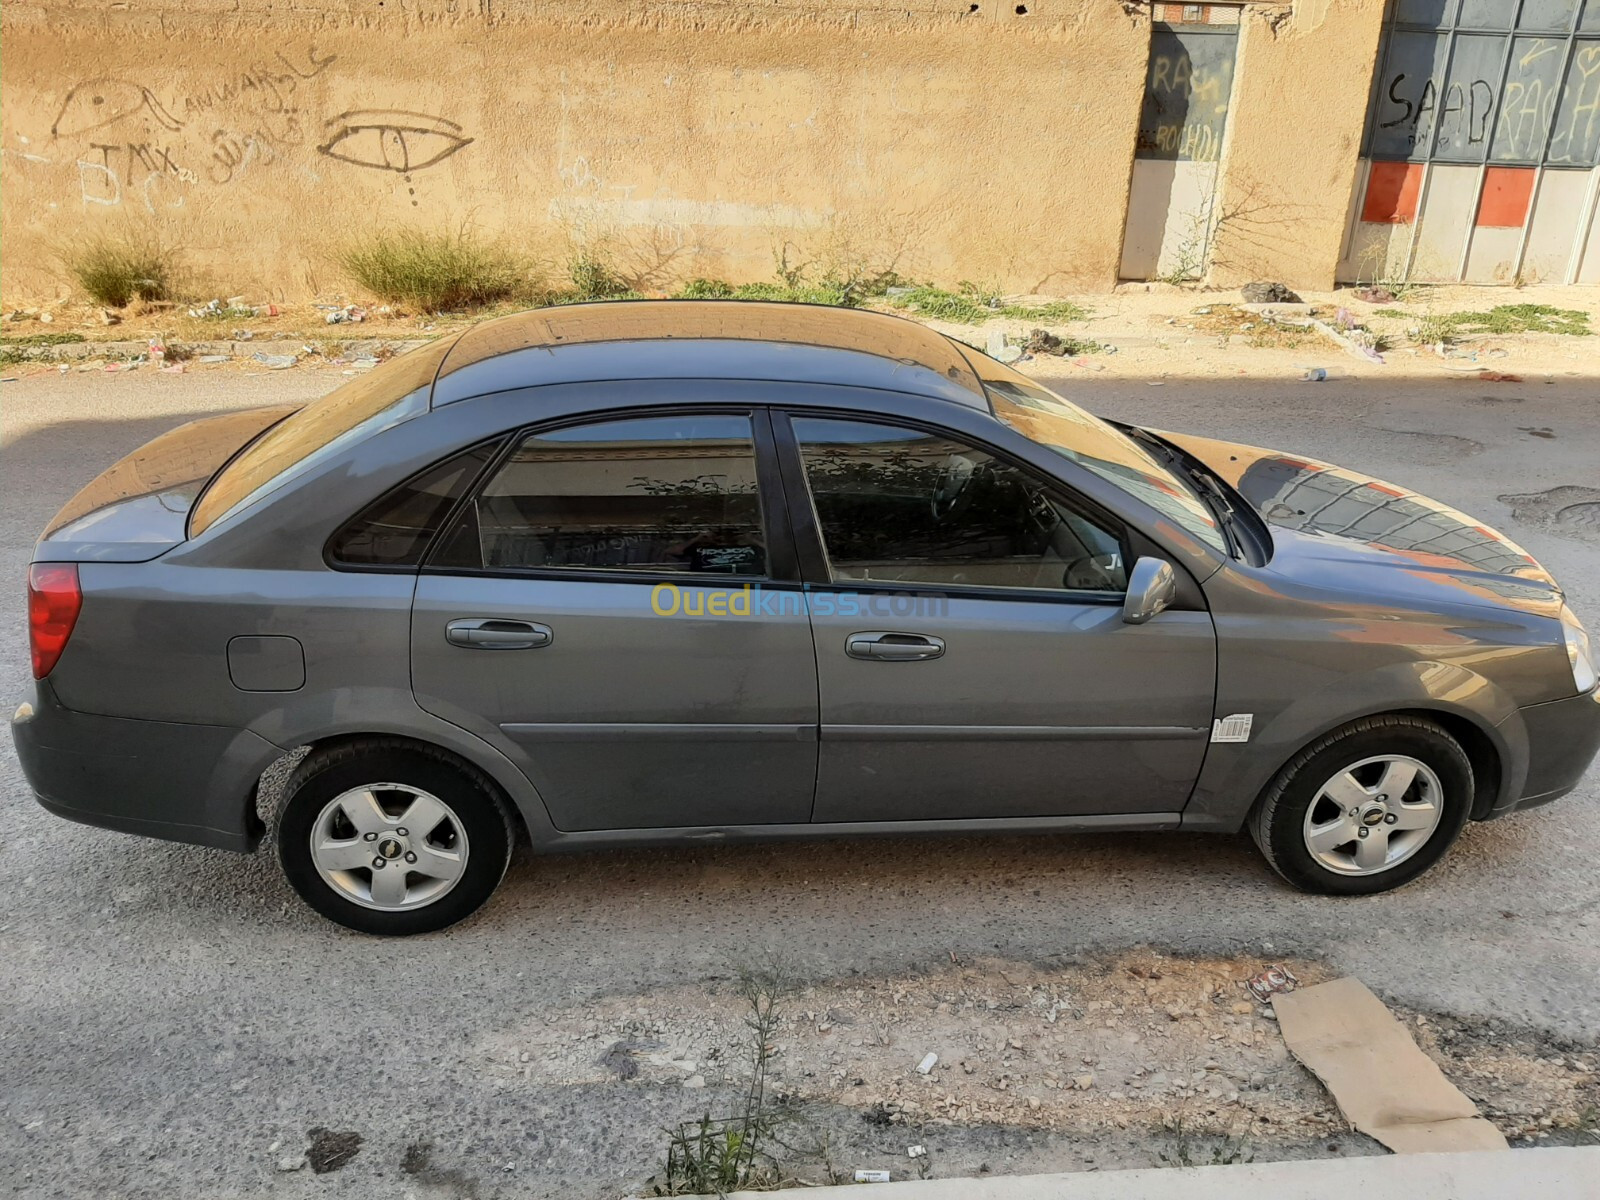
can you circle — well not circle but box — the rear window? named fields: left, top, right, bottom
left=189, top=338, right=455, bottom=536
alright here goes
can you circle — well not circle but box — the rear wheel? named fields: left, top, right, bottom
left=277, top=740, right=513, bottom=934
left=1249, top=715, right=1473, bottom=895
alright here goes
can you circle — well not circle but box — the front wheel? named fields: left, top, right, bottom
left=1249, top=715, right=1474, bottom=895
left=277, top=740, right=514, bottom=934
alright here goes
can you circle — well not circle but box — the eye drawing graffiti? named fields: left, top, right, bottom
left=316, top=110, right=473, bottom=172
left=52, top=78, right=184, bottom=139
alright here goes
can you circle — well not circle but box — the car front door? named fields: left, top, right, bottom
left=410, top=408, right=818, bottom=832
left=777, top=412, right=1216, bottom=824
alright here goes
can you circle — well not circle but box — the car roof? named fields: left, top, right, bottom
left=431, top=300, right=990, bottom=409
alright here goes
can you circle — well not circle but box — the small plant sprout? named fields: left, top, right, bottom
left=654, top=957, right=793, bottom=1196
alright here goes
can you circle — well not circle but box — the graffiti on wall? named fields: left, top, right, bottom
left=1369, top=29, right=1600, bottom=166
left=317, top=110, right=472, bottom=172
left=51, top=79, right=184, bottom=138
left=316, top=109, right=473, bottom=207
left=1134, top=26, right=1237, bottom=163
left=16, top=45, right=478, bottom=217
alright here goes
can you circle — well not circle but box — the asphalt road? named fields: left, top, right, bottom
left=1, top=362, right=1597, bottom=1198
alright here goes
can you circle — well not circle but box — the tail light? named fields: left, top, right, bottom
left=28, top=563, right=82, bottom=679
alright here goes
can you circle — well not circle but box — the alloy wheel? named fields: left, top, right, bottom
left=308, top=783, right=470, bottom=911
left=1301, top=754, right=1444, bottom=876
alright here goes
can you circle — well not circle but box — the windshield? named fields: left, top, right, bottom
left=190, top=338, right=455, bottom=536
left=974, top=358, right=1229, bottom=554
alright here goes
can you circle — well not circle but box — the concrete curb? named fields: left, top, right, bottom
left=694, top=1147, right=1600, bottom=1199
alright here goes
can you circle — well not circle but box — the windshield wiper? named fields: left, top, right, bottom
left=1187, top=467, right=1246, bottom=554
left=1123, top=426, right=1246, bottom=554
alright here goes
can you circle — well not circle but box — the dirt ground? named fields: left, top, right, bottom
left=5, top=282, right=1598, bottom=388
left=476, top=952, right=1599, bottom=1191
left=912, top=282, right=1600, bottom=386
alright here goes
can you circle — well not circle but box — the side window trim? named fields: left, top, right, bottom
left=418, top=404, right=802, bottom=585
left=325, top=435, right=508, bottom=573
left=772, top=408, right=1133, bottom=604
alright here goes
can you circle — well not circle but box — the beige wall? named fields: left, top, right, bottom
left=0, top=1, right=1385, bottom=302
left=1210, top=0, right=1386, bottom=290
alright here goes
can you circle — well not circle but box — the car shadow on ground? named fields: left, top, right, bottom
left=40, top=804, right=1545, bottom=942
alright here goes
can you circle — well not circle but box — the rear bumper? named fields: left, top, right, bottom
left=1494, top=686, right=1600, bottom=817
left=11, top=680, right=281, bottom=852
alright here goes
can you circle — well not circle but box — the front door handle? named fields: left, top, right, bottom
left=445, top=619, right=553, bottom=650
left=845, top=632, right=945, bottom=662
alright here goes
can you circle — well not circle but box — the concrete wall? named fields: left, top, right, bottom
left=1210, top=0, right=1386, bottom=289
left=0, top=0, right=1385, bottom=302
left=0, top=0, right=1152, bottom=300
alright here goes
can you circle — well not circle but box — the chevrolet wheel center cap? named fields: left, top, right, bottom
left=378, top=837, right=404, bottom=859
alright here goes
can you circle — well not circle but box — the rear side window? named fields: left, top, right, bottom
left=327, top=443, right=498, bottom=567
left=432, top=414, right=768, bottom=577
left=190, top=338, right=455, bottom=536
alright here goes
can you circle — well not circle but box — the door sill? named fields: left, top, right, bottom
left=536, top=811, right=1183, bottom=850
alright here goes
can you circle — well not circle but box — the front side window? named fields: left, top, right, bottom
left=434, top=414, right=767, bottom=576
left=792, top=417, right=1127, bottom=595
left=972, top=358, right=1229, bottom=555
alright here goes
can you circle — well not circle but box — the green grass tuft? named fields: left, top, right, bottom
left=670, top=276, right=862, bottom=307
left=566, top=253, right=636, bottom=301
left=888, top=283, right=1087, bottom=325
left=339, top=230, right=528, bottom=312
left=0, top=331, right=87, bottom=346
left=64, top=236, right=172, bottom=308
left=674, top=277, right=737, bottom=300
left=1375, top=303, right=1591, bottom=338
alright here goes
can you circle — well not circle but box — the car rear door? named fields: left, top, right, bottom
left=775, top=410, right=1217, bottom=824
left=410, top=406, right=818, bottom=832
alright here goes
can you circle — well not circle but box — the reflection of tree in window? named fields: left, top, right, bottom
left=453, top=415, right=766, bottom=575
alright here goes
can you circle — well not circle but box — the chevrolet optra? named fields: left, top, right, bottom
left=14, top=303, right=1599, bottom=933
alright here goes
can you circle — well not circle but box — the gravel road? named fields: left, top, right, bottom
left=1, top=360, right=1596, bottom=1198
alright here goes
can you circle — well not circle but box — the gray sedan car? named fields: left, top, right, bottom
left=14, top=302, right=1600, bottom=934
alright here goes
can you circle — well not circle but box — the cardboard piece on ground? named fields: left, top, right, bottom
left=1273, top=977, right=1508, bottom=1155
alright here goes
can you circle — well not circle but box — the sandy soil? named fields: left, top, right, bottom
left=479, top=952, right=1598, bottom=1190
left=5, top=283, right=1598, bottom=386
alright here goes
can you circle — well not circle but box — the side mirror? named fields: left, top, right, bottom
left=1122, top=557, right=1177, bottom=625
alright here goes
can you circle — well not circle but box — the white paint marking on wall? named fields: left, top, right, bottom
left=141, top=171, right=185, bottom=214
left=547, top=195, right=832, bottom=229
left=76, top=159, right=120, bottom=206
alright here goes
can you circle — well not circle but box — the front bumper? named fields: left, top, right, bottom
left=1496, top=686, right=1600, bottom=816
left=11, top=680, right=281, bottom=852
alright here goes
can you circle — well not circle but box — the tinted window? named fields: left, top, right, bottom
left=192, top=338, right=454, bottom=535
left=793, top=417, right=1127, bottom=594
left=975, top=360, right=1229, bottom=555
left=434, top=414, right=767, bottom=576
left=328, top=443, right=497, bottom=566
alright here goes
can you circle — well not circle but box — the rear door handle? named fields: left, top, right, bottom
left=445, top=619, right=553, bottom=650
left=845, top=632, right=945, bottom=662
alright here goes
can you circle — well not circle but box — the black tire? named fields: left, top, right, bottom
left=276, top=738, right=514, bottom=935
left=1249, top=715, right=1474, bottom=896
